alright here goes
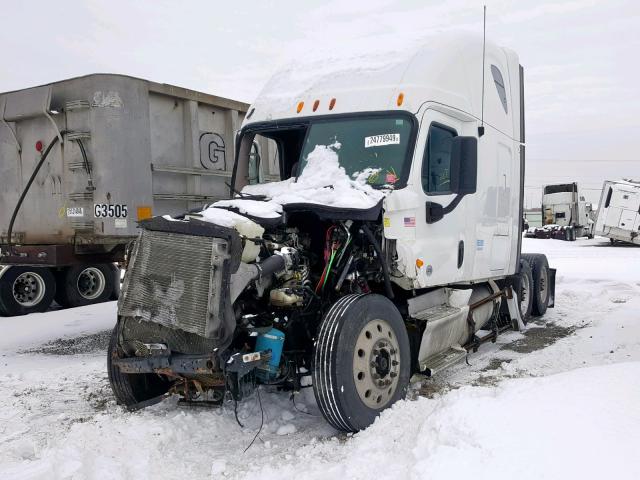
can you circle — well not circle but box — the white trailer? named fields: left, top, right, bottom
left=595, top=180, right=640, bottom=245
left=107, top=35, right=556, bottom=432
left=539, top=182, right=595, bottom=239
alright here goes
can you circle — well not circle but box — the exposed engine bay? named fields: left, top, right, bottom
left=111, top=207, right=406, bottom=409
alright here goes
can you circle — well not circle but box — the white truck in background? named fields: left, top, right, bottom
left=107, top=35, right=557, bottom=432
left=595, top=180, right=640, bottom=245
left=529, top=182, right=595, bottom=240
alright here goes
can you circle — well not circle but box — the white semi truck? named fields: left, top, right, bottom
left=108, top=35, right=556, bottom=432
left=534, top=182, right=595, bottom=240
left=595, top=179, right=640, bottom=245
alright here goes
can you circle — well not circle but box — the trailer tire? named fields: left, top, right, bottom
left=108, top=321, right=170, bottom=407
left=511, top=259, right=533, bottom=322
left=521, top=253, right=550, bottom=317
left=55, top=264, right=115, bottom=308
left=109, top=264, right=121, bottom=300
left=0, top=266, right=56, bottom=316
left=312, top=294, right=411, bottom=432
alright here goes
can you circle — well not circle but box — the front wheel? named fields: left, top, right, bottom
left=313, top=294, right=411, bottom=432
left=108, top=320, right=171, bottom=408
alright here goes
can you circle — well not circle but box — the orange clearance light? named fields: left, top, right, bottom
left=416, top=258, right=424, bottom=268
left=296, top=101, right=304, bottom=113
left=397, top=92, right=405, bottom=107
left=329, top=98, right=336, bottom=110
left=137, top=205, right=153, bottom=221
left=313, top=99, right=320, bottom=112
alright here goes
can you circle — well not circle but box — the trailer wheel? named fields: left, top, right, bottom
left=109, top=264, right=121, bottom=300
left=55, top=264, right=115, bottom=308
left=108, top=321, right=170, bottom=407
left=312, top=294, right=411, bottom=432
left=521, top=253, right=550, bottom=317
left=0, top=266, right=56, bottom=316
left=511, top=259, right=533, bottom=322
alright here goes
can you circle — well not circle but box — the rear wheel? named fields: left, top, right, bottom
left=55, top=264, right=115, bottom=308
left=313, top=294, right=411, bottom=432
left=0, top=266, right=56, bottom=316
left=511, top=258, right=533, bottom=322
left=107, top=320, right=171, bottom=407
left=521, top=253, right=550, bottom=317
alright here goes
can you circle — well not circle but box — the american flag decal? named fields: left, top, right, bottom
left=403, top=217, right=416, bottom=227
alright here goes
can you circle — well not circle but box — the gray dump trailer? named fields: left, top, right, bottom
left=0, top=74, right=249, bottom=315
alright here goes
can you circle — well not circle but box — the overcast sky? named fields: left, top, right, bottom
left=1, top=0, right=638, bottom=204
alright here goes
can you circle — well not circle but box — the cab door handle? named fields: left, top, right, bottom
left=457, top=240, right=464, bottom=268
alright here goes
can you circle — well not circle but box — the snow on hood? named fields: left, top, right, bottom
left=191, top=143, right=385, bottom=228
left=241, top=143, right=384, bottom=209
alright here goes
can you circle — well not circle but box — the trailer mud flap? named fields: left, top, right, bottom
left=548, top=268, right=557, bottom=308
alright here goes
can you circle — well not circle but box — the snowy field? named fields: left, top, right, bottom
left=1, top=237, right=639, bottom=479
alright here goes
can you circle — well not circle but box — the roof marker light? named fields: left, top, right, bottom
left=296, top=101, right=304, bottom=113
left=312, top=99, right=320, bottom=112
left=329, top=98, right=336, bottom=110
left=35, top=140, right=43, bottom=152
left=397, top=93, right=405, bottom=107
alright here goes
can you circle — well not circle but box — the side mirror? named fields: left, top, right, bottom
left=450, top=136, right=477, bottom=195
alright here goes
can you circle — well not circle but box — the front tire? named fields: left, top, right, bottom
left=108, top=321, right=170, bottom=407
left=0, top=266, right=56, bottom=316
left=313, top=294, right=411, bottom=432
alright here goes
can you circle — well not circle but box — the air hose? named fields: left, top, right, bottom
left=361, top=224, right=394, bottom=299
left=5, top=132, right=65, bottom=251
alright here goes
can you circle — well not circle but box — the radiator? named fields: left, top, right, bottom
left=118, top=228, right=230, bottom=340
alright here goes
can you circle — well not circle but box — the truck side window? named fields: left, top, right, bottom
left=422, top=124, right=456, bottom=194
left=491, top=65, right=508, bottom=114
left=248, top=142, right=261, bottom=185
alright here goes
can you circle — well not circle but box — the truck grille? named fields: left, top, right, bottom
left=118, top=228, right=230, bottom=339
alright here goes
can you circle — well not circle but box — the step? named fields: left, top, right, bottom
left=413, top=303, right=462, bottom=322
left=421, top=346, right=467, bottom=376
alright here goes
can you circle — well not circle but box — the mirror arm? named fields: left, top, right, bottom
left=442, top=193, right=466, bottom=215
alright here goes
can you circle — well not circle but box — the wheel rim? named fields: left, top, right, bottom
left=519, top=273, right=530, bottom=317
left=352, top=318, right=401, bottom=409
left=12, top=272, right=46, bottom=307
left=538, top=267, right=548, bottom=304
left=77, top=267, right=106, bottom=300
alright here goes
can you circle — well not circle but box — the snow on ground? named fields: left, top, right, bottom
left=1, top=237, right=639, bottom=479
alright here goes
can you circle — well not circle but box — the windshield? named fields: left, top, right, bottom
left=298, top=116, right=414, bottom=187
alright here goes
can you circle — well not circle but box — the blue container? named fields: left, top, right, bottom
left=255, top=328, right=285, bottom=376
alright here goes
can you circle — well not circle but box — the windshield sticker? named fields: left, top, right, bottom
left=385, top=169, right=399, bottom=184
left=364, top=133, right=400, bottom=148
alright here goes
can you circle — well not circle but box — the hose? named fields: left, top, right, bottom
left=361, top=224, right=394, bottom=299
left=6, top=133, right=65, bottom=250
left=75, top=138, right=95, bottom=191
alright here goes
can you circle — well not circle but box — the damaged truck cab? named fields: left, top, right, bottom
left=109, top=35, right=556, bottom=432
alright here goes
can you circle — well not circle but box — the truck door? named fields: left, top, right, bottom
left=413, top=110, right=468, bottom=286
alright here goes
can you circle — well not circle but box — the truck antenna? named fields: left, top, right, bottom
left=479, top=5, right=487, bottom=137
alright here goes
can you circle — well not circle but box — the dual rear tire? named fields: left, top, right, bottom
left=516, top=254, right=551, bottom=320
left=0, top=263, right=118, bottom=316
left=54, top=264, right=116, bottom=308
